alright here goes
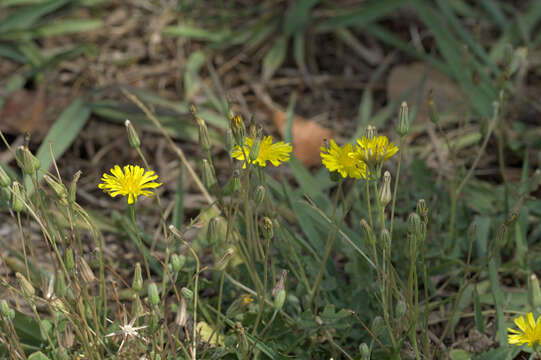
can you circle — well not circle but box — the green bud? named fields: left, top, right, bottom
left=222, top=170, right=241, bottom=196
left=132, top=262, right=143, bottom=293
left=16, top=272, right=35, bottom=298
left=202, top=159, right=217, bottom=189
left=148, top=282, right=160, bottom=306
left=125, top=120, right=141, bottom=149
left=380, top=229, right=391, bottom=251
left=407, top=213, right=422, bottom=236
left=0, top=166, right=11, bottom=187
left=248, top=137, right=261, bottom=162
left=65, top=247, right=75, bottom=272
left=69, top=171, right=81, bottom=204
left=230, top=114, right=246, bottom=146
left=261, top=217, right=274, bottom=240
left=416, top=199, right=428, bottom=220
left=16, top=146, right=40, bottom=175
left=44, top=175, right=68, bottom=203
left=55, top=347, right=69, bottom=360
left=215, top=248, right=234, bottom=271
left=171, top=254, right=185, bottom=273
left=396, top=300, right=407, bottom=317
left=274, top=289, right=286, bottom=310
left=529, top=273, right=541, bottom=309
left=78, top=257, right=96, bottom=284
left=11, top=182, right=24, bottom=213
left=254, top=185, right=266, bottom=206
left=360, top=219, right=375, bottom=247
left=397, top=101, right=410, bottom=137
left=371, top=316, right=384, bottom=336
left=359, top=342, right=370, bottom=360
left=428, top=91, right=439, bottom=125
left=378, top=171, right=392, bottom=208
left=207, top=216, right=225, bottom=245
left=0, top=300, right=11, bottom=319
left=225, top=129, right=234, bottom=153
left=195, top=114, right=211, bottom=152
left=54, top=272, right=67, bottom=298
left=0, top=187, right=11, bottom=203
left=181, top=287, right=193, bottom=301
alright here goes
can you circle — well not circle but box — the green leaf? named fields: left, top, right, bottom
left=163, top=24, right=230, bottom=42
left=184, top=50, right=206, bottom=100
left=316, top=0, right=403, bottom=30
left=488, top=258, right=506, bottom=346
left=474, top=286, right=485, bottom=333
left=28, top=352, right=50, bottom=360
left=449, top=349, right=471, bottom=360
left=262, top=35, right=287, bottom=81
left=33, top=19, right=102, bottom=37
left=283, top=0, right=319, bottom=36
left=0, top=0, right=69, bottom=34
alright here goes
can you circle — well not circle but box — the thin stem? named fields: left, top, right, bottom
left=389, top=137, right=404, bottom=235
left=129, top=206, right=151, bottom=280
left=16, top=213, right=30, bottom=281
left=366, top=179, right=373, bottom=228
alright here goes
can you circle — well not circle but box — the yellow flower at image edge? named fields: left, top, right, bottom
left=320, top=139, right=367, bottom=179
left=98, top=165, right=162, bottom=204
left=508, top=312, right=541, bottom=347
left=350, top=135, right=399, bottom=166
left=232, top=136, right=292, bottom=167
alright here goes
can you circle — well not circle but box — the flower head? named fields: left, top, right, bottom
left=320, top=139, right=367, bottom=179
left=98, top=165, right=162, bottom=204
left=508, top=312, right=541, bottom=347
left=350, top=135, right=399, bottom=167
left=232, top=136, right=292, bottom=168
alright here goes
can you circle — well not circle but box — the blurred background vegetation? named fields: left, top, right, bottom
left=1, top=0, right=541, bottom=359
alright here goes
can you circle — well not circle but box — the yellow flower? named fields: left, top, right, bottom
left=241, top=294, right=254, bottom=305
left=98, top=165, right=162, bottom=205
left=508, top=312, right=541, bottom=347
left=350, top=135, right=399, bottom=167
left=232, top=136, right=292, bottom=167
left=320, top=139, right=367, bottom=179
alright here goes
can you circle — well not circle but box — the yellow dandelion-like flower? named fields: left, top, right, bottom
left=98, top=165, right=162, bottom=205
left=232, top=136, right=292, bottom=168
left=508, top=312, right=541, bottom=347
left=320, top=139, right=367, bottom=179
left=350, top=135, right=399, bottom=167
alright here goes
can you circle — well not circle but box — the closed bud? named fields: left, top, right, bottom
left=55, top=347, right=69, bottom=360
left=397, top=101, right=410, bottom=137
left=364, top=125, right=377, bottom=140
left=0, top=300, right=11, bottom=319
left=168, top=224, right=183, bottom=240
left=147, top=282, right=160, bottom=306
left=530, top=169, right=541, bottom=193
left=396, top=300, right=407, bottom=317
left=529, top=273, right=541, bottom=309
left=175, top=296, right=188, bottom=326
left=407, top=213, right=422, bottom=237
left=428, top=91, right=439, bottom=125
left=380, top=229, right=391, bottom=250
left=272, top=270, right=288, bottom=297
left=16, top=272, right=35, bottom=298
left=378, top=171, right=392, bottom=207
left=125, top=120, right=141, bottom=149
left=64, top=247, right=75, bottom=271
left=230, top=114, right=246, bottom=145
left=131, top=295, right=144, bottom=319
left=132, top=262, right=143, bottom=292
left=54, top=272, right=67, bottom=298
left=11, top=182, right=24, bottom=213
left=0, top=166, right=11, bottom=187
left=195, top=115, right=211, bottom=152
left=16, top=146, right=40, bottom=175
left=371, top=316, right=384, bottom=336
left=416, top=199, right=428, bottom=220
left=44, top=175, right=68, bottom=203
left=225, top=129, right=234, bottom=153
left=207, top=216, right=225, bottom=245
left=248, top=137, right=261, bottom=162
left=215, top=247, right=234, bottom=271
left=78, top=257, right=96, bottom=284
left=202, top=159, right=217, bottom=189
left=274, top=289, right=286, bottom=310
left=222, top=170, right=241, bottom=196
left=359, top=343, right=370, bottom=360
left=254, top=185, right=265, bottom=206
left=181, top=287, right=193, bottom=301
left=360, top=219, right=375, bottom=247
left=171, top=254, right=185, bottom=273
left=261, top=217, right=274, bottom=240
left=1, top=187, right=11, bottom=203
left=68, top=171, right=81, bottom=204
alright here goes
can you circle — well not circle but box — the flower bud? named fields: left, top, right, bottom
left=1, top=187, right=10, bottom=203
left=16, top=146, right=40, bottom=175
left=125, top=120, right=141, bottom=149
left=44, top=175, right=68, bottom=203
left=230, top=114, right=246, bottom=145
left=529, top=273, right=541, bottom=309
left=132, top=262, right=143, bottom=292
left=222, top=170, right=240, bottom=196
left=147, top=282, right=160, bottom=306
left=371, top=316, right=384, bottom=336
left=16, top=272, right=35, bottom=298
left=274, top=289, right=286, bottom=310
left=202, top=159, right=217, bottom=189
left=397, top=101, right=410, bottom=137
left=359, top=343, right=370, bottom=360
left=181, top=287, right=193, bottom=301
left=175, top=296, right=188, bottom=327
left=254, top=185, right=265, bottom=206
left=360, top=219, right=375, bottom=247
left=364, top=125, right=377, bottom=140
left=378, top=171, right=392, bottom=208
left=171, top=254, right=185, bottom=273
left=215, top=248, right=234, bottom=271
left=78, top=257, right=96, bottom=284
left=380, top=229, right=391, bottom=251
left=11, top=182, right=24, bottom=213
left=207, top=216, right=225, bottom=245
left=416, top=199, right=428, bottom=220
left=64, top=247, right=75, bottom=272
left=396, top=300, right=407, bottom=317
left=0, top=166, right=11, bottom=187
left=428, top=91, right=439, bottom=125
left=407, top=213, right=422, bottom=237
left=54, top=272, right=67, bottom=298
left=261, top=217, right=274, bottom=240
left=272, top=270, right=288, bottom=297
left=68, top=171, right=81, bottom=204
left=0, top=300, right=12, bottom=320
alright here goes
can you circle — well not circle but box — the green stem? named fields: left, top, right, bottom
left=389, top=137, right=404, bottom=235
left=129, top=205, right=151, bottom=280
left=16, top=212, right=31, bottom=281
